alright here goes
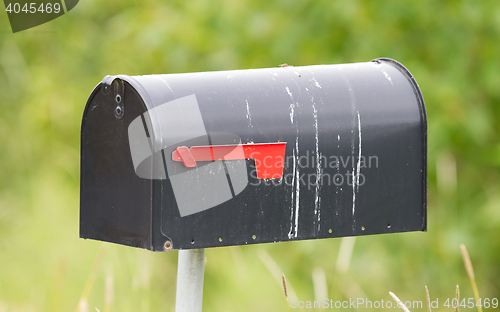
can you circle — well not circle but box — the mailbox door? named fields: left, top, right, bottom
left=80, top=81, right=155, bottom=249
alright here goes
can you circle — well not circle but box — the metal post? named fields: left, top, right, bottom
left=175, top=248, right=206, bottom=312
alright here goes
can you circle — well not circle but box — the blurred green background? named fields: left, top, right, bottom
left=1, top=0, right=499, bottom=311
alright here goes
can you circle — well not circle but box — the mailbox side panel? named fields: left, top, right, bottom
left=121, top=60, right=426, bottom=251
left=80, top=82, right=153, bottom=249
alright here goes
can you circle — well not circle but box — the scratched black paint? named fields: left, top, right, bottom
left=80, top=59, right=427, bottom=251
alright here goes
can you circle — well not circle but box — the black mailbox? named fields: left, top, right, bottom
left=80, top=58, right=427, bottom=251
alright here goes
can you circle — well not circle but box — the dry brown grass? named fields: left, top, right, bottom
left=282, top=273, right=290, bottom=312
left=460, top=244, right=482, bottom=312
left=388, top=244, right=482, bottom=312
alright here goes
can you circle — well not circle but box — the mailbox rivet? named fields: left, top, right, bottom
left=115, top=106, right=124, bottom=120
left=115, top=94, right=122, bottom=103
left=164, top=240, right=172, bottom=249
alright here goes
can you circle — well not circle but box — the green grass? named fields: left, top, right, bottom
left=1, top=0, right=500, bottom=310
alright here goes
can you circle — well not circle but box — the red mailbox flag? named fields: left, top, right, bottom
left=172, top=143, right=287, bottom=179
